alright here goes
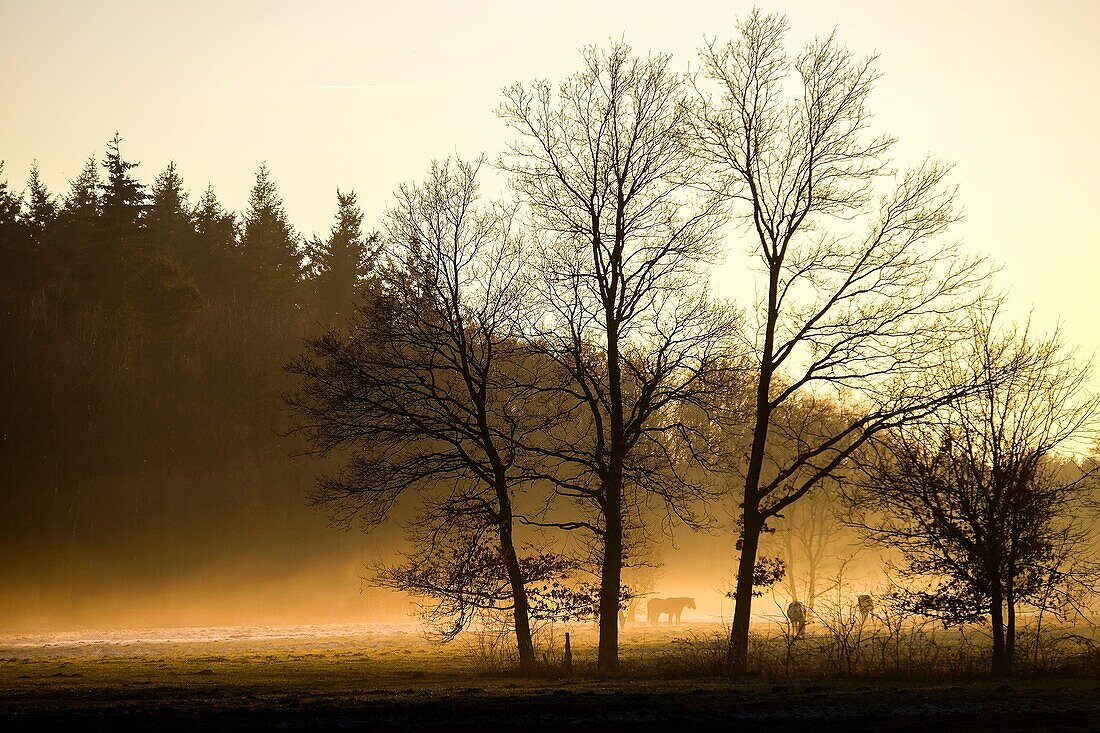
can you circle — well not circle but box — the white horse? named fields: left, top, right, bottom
left=787, top=600, right=808, bottom=638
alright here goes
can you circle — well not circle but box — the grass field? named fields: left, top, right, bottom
left=3, top=622, right=1099, bottom=730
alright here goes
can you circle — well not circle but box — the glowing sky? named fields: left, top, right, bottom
left=2, top=0, right=1098, bottom=365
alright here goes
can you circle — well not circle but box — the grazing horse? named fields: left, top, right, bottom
left=787, top=600, right=808, bottom=638
left=647, top=597, right=696, bottom=625
left=857, top=594, right=874, bottom=623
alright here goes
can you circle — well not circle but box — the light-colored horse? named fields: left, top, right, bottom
left=647, top=597, right=696, bottom=625
left=787, top=600, right=808, bottom=638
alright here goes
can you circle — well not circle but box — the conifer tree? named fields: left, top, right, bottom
left=82, top=134, right=149, bottom=310
left=240, top=164, right=300, bottom=299
left=0, top=163, right=26, bottom=277
left=146, top=163, right=194, bottom=267
left=191, top=184, right=241, bottom=298
left=97, top=133, right=148, bottom=251
left=92, top=136, right=197, bottom=325
left=22, top=162, right=57, bottom=248
left=306, top=189, right=377, bottom=321
left=54, top=155, right=102, bottom=291
left=62, top=156, right=102, bottom=218
left=0, top=163, right=22, bottom=240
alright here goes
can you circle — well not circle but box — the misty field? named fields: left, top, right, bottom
left=3, top=622, right=1100, bottom=730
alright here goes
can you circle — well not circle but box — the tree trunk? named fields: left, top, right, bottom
left=1033, top=603, right=1045, bottom=669
left=783, top=530, right=798, bottom=602
left=1006, top=581, right=1016, bottom=675
left=598, top=251, right=625, bottom=674
left=728, top=259, right=779, bottom=676
left=990, top=587, right=1009, bottom=676
left=496, top=484, right=536, bottom=674
left=597, top=493, right=623, bottom=672
left=727, top=515, right=762, bottom=675
left=501, top=541, right=536, bottom=674
left=807, top=563, right=818, bottom=616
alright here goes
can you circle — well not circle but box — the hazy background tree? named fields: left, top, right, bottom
left=240, top=163, right=301, bottom=300
left=305, top=189, right=379, bottom=323
left=849, top=319, right=1100, bottom=674
left=773, top=486, right=847, bottom=613
left=0, top=137, right=394, bottom=628
left=689, top=11, right=990, bottom=673
left=146, top=163, right=194, bottom=275
left=501, top=43, right=738, bottom=671
left=54, top=155, right=102, bottom=298
left=97, top=133, right=147, bottom=251
left=620, top=551, right=664, bottom=624
left=22, top=162, right=57, bottom=249
left=190, top=184, right=243, bottom=298
left=0, top=162, right=23, bottom=271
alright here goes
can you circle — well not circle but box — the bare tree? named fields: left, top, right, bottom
left=738, top=390, right=853, bottom=612
left=849, top=319, right=1100, bottom=675
left=620, top=551, right=664, bottom=626
left=688, top=11, right=990, bottom=673
left=776, top=484, right=845, bottom=613
left=500, top=43, right=738, bottom=671
left=285, top=159, right=549, bottom=673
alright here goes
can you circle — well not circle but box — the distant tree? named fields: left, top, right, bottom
left=775, top=486, right=845, bottom=612
left=305, top=189, right=379, bottom=321
left=501, top=43, right=739, bottom=672
left=287, top=160, right=549, bottom=673
left=850, top=320, right=1100, bottom=675
left=190, top=184, right=241, bottom=297
left=22, top=162, right=57, bottom=249
left=0, top=163, right=24, bottom=262
left=60, top=155, right=102, bottom=231
left=620, top=554, right=664, bottom=625
left=91, top=134, right=147, bottom=311
left=240, top=164, right=301, bottom=299
left=146, top=163, right=193, bottom=266
left=0, top=164, right=29, bottom=300
left=83, top=136, right=197, bottom=325
left=50, top=156, right=102, bottom=296
left=97, top=133, right=148, bottom=252
left=688, top=11, right=990, bottom=674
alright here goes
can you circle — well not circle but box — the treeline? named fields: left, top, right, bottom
left=0, top=134, right=382, bottom=625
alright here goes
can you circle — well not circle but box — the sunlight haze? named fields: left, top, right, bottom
left=5, top=4, right=1100, bottom=724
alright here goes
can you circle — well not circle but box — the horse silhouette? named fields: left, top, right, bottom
left=857, top=594, right=874, bottom=623
left=647, top=596, right=696, bottom=625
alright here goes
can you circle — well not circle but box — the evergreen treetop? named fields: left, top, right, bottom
left=240, top=163, right=301, bottom=297
left=23, top=162, right=58, bottom=245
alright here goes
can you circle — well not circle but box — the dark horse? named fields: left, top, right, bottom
left=647, top=596, right=696, bottom=625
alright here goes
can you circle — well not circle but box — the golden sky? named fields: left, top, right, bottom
left=2, top=0, right=1098, bottom=366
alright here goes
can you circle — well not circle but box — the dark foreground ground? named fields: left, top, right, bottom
left=6, top=677, right=1100, bottom=726
left=2, top=624, right=1097, bottom=731
left=5, top=677, right=1100, bottom=731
